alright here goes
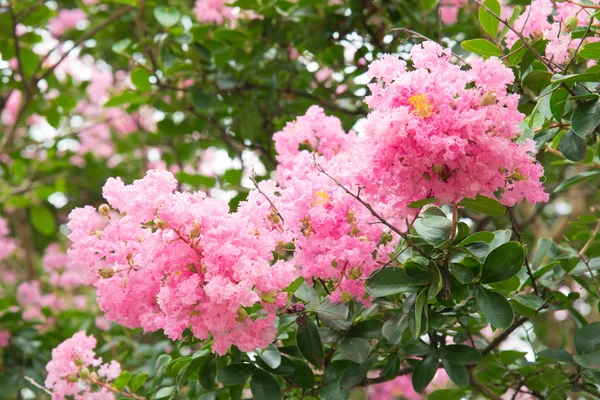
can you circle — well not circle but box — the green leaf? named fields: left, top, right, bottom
left=198, top=357, right=216, bottom=390
left=558, top=130, right=587, bottom=161
left=114, top=371, right=131, bottom=391
left=154, top=6, right=181, bottom=27
left=412, top=354, right=439, bottom=393
left=382, top=355, right=401, bottom=381
left=439, top=345, right=483, bottom=365
left=476, top=287, right=514, bottom=330
left=339, top=337, right=371, bottom=364
left=512, top=294, right=543, bottom=310
left=338, top=357, right=375, bottom=391
left=131, top=67, right=152, bottom=92
left=287, top=359, right=315, bottom=389
left=573, top=350, right=600, bottom=369
left=30, top=205, right=55, bottom=236
left=575, top=322, right=600, bottom=354
left=407, top=198, right=437, bottom=208
left=217, top=363, right=255, bottom=385
left=413, top=216, right=452, bottom=247
left=176, top=172, right=216, bottom=188
left=537, top=349, right=573, bottom=363
left=382, top=315, right=407, bottom=345
left=348, top=319, right=384, bottom=339
left=103, top=92, right=149, bottom=107
left=413, top=289, right=428, bottom=339
left=297, top=315, right=324, bottom=369
left=481, top=242, right=524, bottom=283
left=130, top=372, right=148, bottom=392
left=580, top=42, right=600, bottom=59
left=450, top=263, right=474, bottom=284
left=551, top=73, right=600, bottom=84
left=571, top=98, right=600, bottom=138
left=554, top=171, right=600, bottom=193
left=459, top=195, right=505, bottom=216
left=478, top=0, right=501, bottom=37
left=260, top=345, right=281, bottom=369
left=365, top=267, right=426, bottom=297
left=191, top=88, right=212, bottom=110
left=461, top=39, right=503, bottom=57
left=250, top=370, right=281, bottom=400
left=155, top=386, right=175, bottom=399
left=257, top=356, right=295, bottom=376
left=441, top=360, right=470, bottom=387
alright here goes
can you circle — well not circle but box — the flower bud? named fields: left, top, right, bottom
left=67, top=374, right=79, bottom=383
left=268, top=212, right=281, bottom=224
left=340, top=291, right=353, bottom=303
left=332, top=259, right=338, bottom=268
left=236, top=307, right=248, bottom=322
left=90, top=372, right=98, bottom=381
left=98, top=204, right=110, bottom=217
left=564, top=16, right=578, bottom=32
left=74, top=358, right=84, bottom=367
left=346, top=209, right=355, bottom=224
left=154, top=218, right=168, bottom=230
left=348, top=267, right=362, bottom=280
left=510, top=170, right=528, bottom=181
left=99, top=268, right=115, bottom=279
left=78, top=367, right=90, bottom=379
left=187, top=263, right=198, bottom=273
left=259, top=291, right=278, bottom=304
left=481, top=91, right=497, bottom=106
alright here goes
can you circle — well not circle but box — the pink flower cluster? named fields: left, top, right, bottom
left=505, top=0, right=600, bottom=63
left=439, top=0, right=468, bottom=25
left=43, top=243, right=86, bottom=289
left=47, top=9, right=87, bottom=37
left=68, top=170, right=296, bottom=355
left=193, top=0, right=234, bottom=24
left=17, top=280, right=86, bottom=322
left=0, top=216, right=18, bottom=261
left=355, top=42, right=548, bottom=211
left=44, top=332, right=121, bottom=400
left=68, top=42, right=548, bottom=355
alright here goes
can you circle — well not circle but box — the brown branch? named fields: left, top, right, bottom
left=315, top=161, right=432, bottom=261
left=37, top=5, right=134, bottom=82
left=481, top=317, right=528, bottom=357
left=507, top=206, right=539, bottom=295
left=469, top=369, right=503, bottom=400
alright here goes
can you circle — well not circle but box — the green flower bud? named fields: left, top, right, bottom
left=564, top=16, right=578, bottom=32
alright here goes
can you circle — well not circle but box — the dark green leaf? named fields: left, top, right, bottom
left=442, top=360, right=470, bottom=387
left=573, top=351, right=600, bottom=369
left=260, top=345, right=281, bottom=369
left=413, top=216, right=452, bottom=247
left=571, top=98, right=600, bottom=138
left=459, top=195, right=505, bottom=216
left=439, top=345, right=483, bottom=365
left=407, top=198, right=438, bottom=208
left=476, top=287, right=514, bottom=330
left=287, top=359, right=315, bottom=388
left=412, top=354, right=439, bottom=393
left=558, top=130, right=587, bottom=161
left=250, top=370, right=281, bottom=400
left=365, top=267, right=427, bottom=297
left=297, top=315, right=324, bottom=369
left=575, top=322, right=600, bottom=355
left=217, top=363, right=255, bottom=385
left=339, top=337, right=370, bottom=364
left=481, top=241, right=524, bottom=283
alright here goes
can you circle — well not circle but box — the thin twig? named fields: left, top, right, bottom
left=481, top=317, right=528, bottom=357
left=469, top=369, right=503, bottom=400
left=315, top=160, right=432, bottom=261
left=507, top=207, right=540, bottom=295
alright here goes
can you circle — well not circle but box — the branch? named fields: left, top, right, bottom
left=37, top=5, right=134, bottom=82
left=315, top=161, right=432, bottom=261
left=481, top=317, right=528, bottom=357
left=507, top=206, right=539, bottom=295
left=470, top=0, right=558, bottom=72
left=469, top=369, right=503, bottom=400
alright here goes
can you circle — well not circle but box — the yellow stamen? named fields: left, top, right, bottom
left=409, top=93, right=434, bottom=118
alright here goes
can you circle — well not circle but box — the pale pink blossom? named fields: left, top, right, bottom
left=47, top=9, right=87, bottom=37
